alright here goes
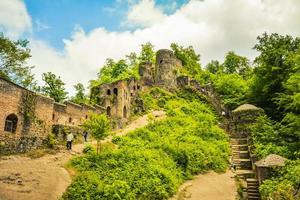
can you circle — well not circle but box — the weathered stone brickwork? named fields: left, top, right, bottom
left=0, top=78, right=104, bottom=154
left=155, top=49, right=182, bottom=88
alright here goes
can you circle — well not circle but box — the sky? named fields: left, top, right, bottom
left=0, top=0, right=300, bottom=95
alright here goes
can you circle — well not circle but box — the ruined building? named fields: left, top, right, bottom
left=0, top=77, right=104, bottom=154
left=92, top=49, right=183, bottom=121
left=0, top=48, right=183, bottom=154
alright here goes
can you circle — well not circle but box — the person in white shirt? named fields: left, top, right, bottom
left=66, top=133, right=74, bottom=150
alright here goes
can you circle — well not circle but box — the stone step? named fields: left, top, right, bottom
left=231, top=145, right=249, bottom=151
left=236, top=170, right=255, bottom=176
left=230, top=138, right=248, bottom=145
left=248, top=195, right=260, bottom=200
left=248, top=188, right=259, bottom=193
left=247, top=185, right=259, bottom=189
left=247, top=178, right=259, bottom=182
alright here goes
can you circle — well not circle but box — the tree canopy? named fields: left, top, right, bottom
left=41, top=72, right=68, bottom=103
left=0, top=32, right=37, bottom=89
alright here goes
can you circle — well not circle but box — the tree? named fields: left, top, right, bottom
left=223, top=51, right=251, bottom=77
left=41, top=72, right=68, bottom=103
left=0, top=32, right=37, bottom=89
left=170, top=43, right=201, bottom=77
left=139, top=42, right=155, bottom=63
left=71, top=83, right=88, bottom=104
left=250, top=33, right=300, bottom=119
left=206, top=60, right=223, bottom=74
left=82, top=114, right=110, bottom=154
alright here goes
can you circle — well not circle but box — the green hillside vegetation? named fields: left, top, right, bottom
left=62, top=88, right=230, bottom=200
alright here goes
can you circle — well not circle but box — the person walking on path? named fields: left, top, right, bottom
left=66, top=132, right=74, bottom=150
left=83, top=131, right=88, bottom=142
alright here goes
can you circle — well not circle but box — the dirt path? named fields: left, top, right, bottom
left=172, top=170, right=236, bottom=200
left=0, top=110, right=165, bottom=200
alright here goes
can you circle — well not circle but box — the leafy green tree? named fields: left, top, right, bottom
left=206, top=60, right=223, bottom=74
left=0, top=32, right=37, bottom=89
left=71, top=83, right=88, bottom=104
left=250, top=33, right=300, bottom=119
left=82, top=114, right=110, bottom=154
left=139, top=42, right=155, bottom=63
left=171, top=43, right=201, bottom=77
left=213, top=73, right=249, bottom=109
left=223, top=51, right=251, bottom=77
left=41, top=72, right=68, bottom=103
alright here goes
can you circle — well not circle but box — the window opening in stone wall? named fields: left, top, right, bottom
left=69, top=117, right=72, bottom=123
left=159, top=59, right=163, bottom=64
left=131, top=93, right=133, bottom=96
left=85, top=115, right=88, bottom=119
left=123, top=106, right=127, bottom=118
left=4, top=114, right=18, bottom=133
left=52, top=114, right=55, bottom=121
left=137, top=85, right=140, bottom=90
left=133, top=86, right=136, bottom=90
left=113, top=88, right=118, bottom=96
left=107, top=106, right=111, bottom=116
left=107, top=89, right=111, bottom=95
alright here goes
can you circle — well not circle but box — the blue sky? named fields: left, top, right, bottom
left=1, top=0, right=299, bottom=94
left=24, top=0, right=188, bottom=49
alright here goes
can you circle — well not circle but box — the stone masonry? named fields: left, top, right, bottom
left=0, top=77, right=104, bottom=154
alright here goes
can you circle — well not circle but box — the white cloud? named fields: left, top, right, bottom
left=125, top=0, right=167, bottom=27
left=0, top=0, right=31, bottom=38
left=7, top=0, right=300, bottom=95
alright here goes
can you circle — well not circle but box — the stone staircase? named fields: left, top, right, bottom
left=246, top=178, right=260, bottom=200
left=230, top=136, right=260, bottom=199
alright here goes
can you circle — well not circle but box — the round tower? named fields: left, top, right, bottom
left=155, top=49, right=182, bottom=88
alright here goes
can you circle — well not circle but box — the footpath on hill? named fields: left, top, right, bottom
left=171, top=171, right=236, bottom=200
left=0, top=110, right=165, bottom=200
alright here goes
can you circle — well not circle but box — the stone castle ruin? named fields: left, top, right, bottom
left=0, top=78, right=104, bottom=154
left=92, top=49, right=183, bottom=121
left=0, top=49, right=182, bottom=154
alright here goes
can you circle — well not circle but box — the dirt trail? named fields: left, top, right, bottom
left=0, top=110, right=165, bottom=200
left=172, top=170, right=236, bottom=200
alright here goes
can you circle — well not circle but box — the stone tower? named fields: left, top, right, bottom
left=155, top=49, right=182, bottom=88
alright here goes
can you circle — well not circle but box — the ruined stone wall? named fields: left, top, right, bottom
left=0, top=78, right=25, bottom=153
left=0, top=78, right=103, bottom=154
left=139, top=61, right=154, bottom=86
left=155, top=49, right=182, bottom=88
left=96, top=78, right=142, bottom=123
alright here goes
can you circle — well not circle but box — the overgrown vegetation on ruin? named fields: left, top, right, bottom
left=62, top=88, right=229, bottom=199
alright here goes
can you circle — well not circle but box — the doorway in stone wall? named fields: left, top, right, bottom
left=123, top=106, right=127, bottom=118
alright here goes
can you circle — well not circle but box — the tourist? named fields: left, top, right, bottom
left=83, top=131, right=88, bottom=142
left=66, top=132, right=74, bottom=150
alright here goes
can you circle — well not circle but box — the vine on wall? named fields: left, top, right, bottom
left=19, top=91, right=37, bottom=134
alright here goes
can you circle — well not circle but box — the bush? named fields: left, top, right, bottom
left=82, top=144, right=96, bottom=154
left=45, top=133, right=57, bottom=149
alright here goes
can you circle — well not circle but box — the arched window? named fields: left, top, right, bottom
left=137, top=85, right=140, bottom=90
left=4, top=114, right=18, bottom=133
left=123, top=106, right=127, bottom=118
left=107, top=89, right=111, bottom=95
left=133, top=86, right=136, bottom=90
left=52, top=114, right=55, bottom=121
left=107, top=106, right=111, bottom=117
left=113, top=88, right=118, bottom=96
left=85, top=115, right=88, bottom=119
left=69, top=117, right=72, bottom=123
